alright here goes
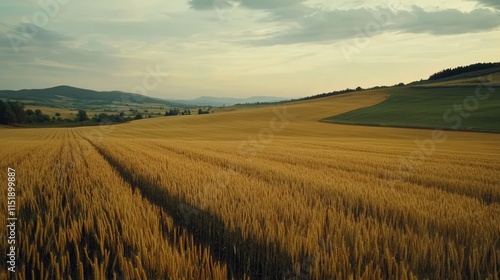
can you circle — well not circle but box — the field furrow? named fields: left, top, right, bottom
left=77, top=134, right=500, bottom=279
left=1, top=129, right=231, bottom=280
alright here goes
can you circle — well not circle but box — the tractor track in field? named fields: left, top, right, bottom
left=81, top=136, right=300, bottom=280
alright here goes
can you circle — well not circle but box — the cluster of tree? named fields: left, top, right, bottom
left=197, top=108, right=210, bottom=114
left=0, top=100, right=67, bottom=124
left=0, top=100, right=137, bottom=126
left=0, top=100, right=27, bottom=124
left=76, top=110, right=89, bottom=122
left=428, top=62, right=500, bottom=81
left=165, top=108, right=191, bottom=116
left=92, top=112, right=130, bottom=123
left=26, top=109, right=51, bottom=123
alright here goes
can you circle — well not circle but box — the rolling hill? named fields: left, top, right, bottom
left=0, top=85, right=289, bottom=109
left=0, top=85, right=184, bottom=109
left=324, top=65, right=500, bottom=132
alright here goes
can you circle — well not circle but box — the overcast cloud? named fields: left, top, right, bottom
left=0, top=0, right=498, bottom=99
left=473, top=0, right=500, bottom=9
left=249, top=6, right=500, bottom=46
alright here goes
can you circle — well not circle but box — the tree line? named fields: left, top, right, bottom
left=429, top=62, right=500, bottom=81
left=1, top=100, right=214, bottom=126
left=165, top=108, right=191, bottom=116
left=0, top=100, right=132, bottom=125
left=165, top=108, right=211, bottom=116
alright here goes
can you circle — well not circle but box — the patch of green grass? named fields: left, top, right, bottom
left=323, top=87, right=500, bottom=132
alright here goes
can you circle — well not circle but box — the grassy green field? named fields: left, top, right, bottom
left=324, top=86, right=500, bottom=132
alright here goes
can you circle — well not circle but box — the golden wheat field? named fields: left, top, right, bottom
left=1, top=90, right=499, bottom=279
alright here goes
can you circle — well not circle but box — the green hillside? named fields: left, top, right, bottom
left=324, top=67, right=500, bottom=132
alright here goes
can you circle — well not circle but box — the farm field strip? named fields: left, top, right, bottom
left=83, top=134, right=293, bottom=279
left=146, top=138, right=500, bottom=233
left=141, top=138, right=500, bottom=204
left=80, top=132, right=500, bottom=279
left=1, top=129, right=233, bottom=280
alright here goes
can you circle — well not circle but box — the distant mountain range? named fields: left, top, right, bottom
left=0, top=85, right=289, bottom=108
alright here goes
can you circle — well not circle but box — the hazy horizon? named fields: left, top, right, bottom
left=1, top=0, right=499, bottom=99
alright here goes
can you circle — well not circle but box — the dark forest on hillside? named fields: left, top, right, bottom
left=428, top=62, right=500, bottom=80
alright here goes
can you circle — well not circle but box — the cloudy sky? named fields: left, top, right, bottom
left=1, top=0, right=499, bottom=99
